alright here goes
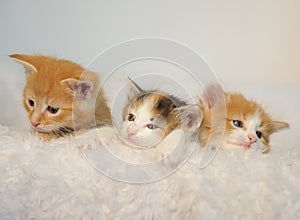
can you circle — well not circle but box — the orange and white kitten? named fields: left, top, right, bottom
left=120, top=77, right=202, bottom=148
left=10, top=54, right=111, bottom=140
left=199, top=84, right=289, bottom=153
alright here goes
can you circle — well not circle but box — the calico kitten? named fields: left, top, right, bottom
left=120, top=77, right=202, bottom=148
left=198, top=84, right=289, bottom=153
left=10, top=54, right=111, bottom=140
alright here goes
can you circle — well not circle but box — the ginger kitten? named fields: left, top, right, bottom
left=120, top=77, right=202, bottom=148
left=198, top=84, right=289, bottom=153
left=10, top=54, right=112, bottom=140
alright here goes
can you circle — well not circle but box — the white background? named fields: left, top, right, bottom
left=0, top=0, right=299, bottom=127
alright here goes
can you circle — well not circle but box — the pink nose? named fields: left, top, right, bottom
left=248, top=135, right=257, bottom=144
left=128, top=130, right=137, bottom=137
left=31, top=121, right=40, bottom=127
left=127, top=126, right=138, bottom=137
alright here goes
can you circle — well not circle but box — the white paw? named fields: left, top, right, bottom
left=155, top=144, right=174, bottom=159
left=78, top=144, right=95, bottom=151
left=76, top=127, right=115, bottom=150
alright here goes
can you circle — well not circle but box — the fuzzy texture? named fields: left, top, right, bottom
left=121, top=78, right=201, bottom=148
left=199, top=84, right=289, bottom=153
left=9, top=54, right=112, bottom=140
left=0, top=85, right=297, bottom=219
left=0, top=123, right=298, bottom=219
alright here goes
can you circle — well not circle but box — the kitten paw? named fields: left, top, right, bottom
left=76, top=127, right=115, bottom=150
left=78, top=144, right=95, bottom=151
left=96, top=136, right=112, bottom=147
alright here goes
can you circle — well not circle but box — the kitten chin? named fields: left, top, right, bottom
left=10, top=54, right=112, bottom=140
left=199, top=84, right=289, bottom=153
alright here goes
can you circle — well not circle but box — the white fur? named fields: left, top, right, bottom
left=0, top=124, right=299, bottom=219
left=121, top=102, right=165, bottom=148
left=224, top=112, right=265, bottom=150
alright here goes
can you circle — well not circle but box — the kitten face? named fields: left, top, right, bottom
left=10, top=54, right=104, bottom=137
left=199, top=84, right=289, bottom=152
left=23, top=79, right=74, bottom=133
left=121, top=93, right=176, bottom=148
left=121, top=77, right=202, bottom=148
left=224, top=94, right=281, bottom=151
left=225, top=111, right=264, bottom=149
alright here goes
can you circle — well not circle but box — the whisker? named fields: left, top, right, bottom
left=50, top=126, right=74, bottom=137
left=229, top=133, right=249, bottom=142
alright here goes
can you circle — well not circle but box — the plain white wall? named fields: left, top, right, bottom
left=0, top=0, right=299, bottom=127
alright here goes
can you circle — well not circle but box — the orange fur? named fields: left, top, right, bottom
left=199, top=85, right=289, bottom=153
left=10, top=54, right=111, bottom=140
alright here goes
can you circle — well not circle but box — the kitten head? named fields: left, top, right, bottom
left=121, top=77, right=202, bottom=147
left=10, top=54, right=97, bottom=135
left=200, top=84, right=289, bottom=153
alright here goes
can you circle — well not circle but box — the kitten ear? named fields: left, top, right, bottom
left=61, top=78, right=93, bottom=100
left=126, top=76, right=144, bottom=101
left=202, top=83, right=225, bottom=109
left=175, top=105, right=203, bottom=133
left=9, top=54, right=37, bottom=74
left=270, top=121, right=289, bottom=133
left=127, top=76, right=143, bottom=92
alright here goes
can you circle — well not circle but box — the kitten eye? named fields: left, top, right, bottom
left=47, top=106, right=59, bottom=114
left=256, top=131, right=262, bottom=139
left=232, top=120, right=243, bottom=128
left=28, top=99, right=35, bottom=107
left=146, top=124, right=158, bottom=129
left=128, top=113, right=136, bottom=121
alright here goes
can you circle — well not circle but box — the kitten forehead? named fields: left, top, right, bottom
left=130, top=101, right=155, bottom=124
left=128, top=95, right=174, bottom=125
left=226, top=93, right=262, bottom=119
left=251, top=110, right=260, bottom=121
left=131, top=93, right=177, bottom=117
left=245, top=110, right=261, bottom=130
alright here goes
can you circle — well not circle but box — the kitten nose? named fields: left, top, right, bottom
left=248, top=135, right=257, bottom=144
left=31, top=121, right=40, bottom=127
left=128, top=126, right=138, bottom=137
left=128, top=129, right=137, bottom=137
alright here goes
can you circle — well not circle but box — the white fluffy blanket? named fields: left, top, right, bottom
left=0, top=87, right=299, bottom=219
